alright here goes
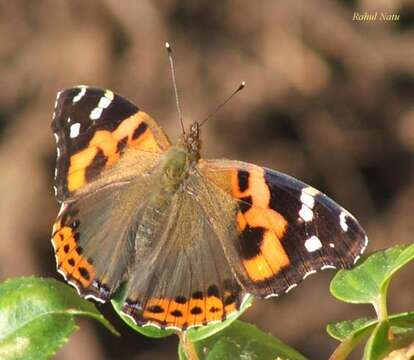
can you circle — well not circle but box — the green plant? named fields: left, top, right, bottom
left=328, top=244, right=414, bottom=359
left=1, top=244, right=414, bottom=360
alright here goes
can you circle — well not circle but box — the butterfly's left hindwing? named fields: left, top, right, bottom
left=198, top=159, right=368, bottom=297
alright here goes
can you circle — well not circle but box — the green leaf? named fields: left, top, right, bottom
left=328, top=312, right=414, bottom=360
left=330, top=244, right=414, bottom=306
left=112, top=282, right=254, bottom=340
left=327, top=318, right=376, bottom=341
left=112, top=303, right=175, bottom=338
left=363, top=321, right=391, bottom=360
left=180, top=320, right=308, bottom=360
left=0, top=277, right=117, bottom=360
left=328, top=312, right=414, bottom=341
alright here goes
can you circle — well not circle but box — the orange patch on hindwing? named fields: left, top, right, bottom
left=134, top=288, right=239, bottom=329
left=67, top=111, right=162, bottom=192
left=231, top=168, right=290, bottom=282
left=52, top=218, right=95, bottom=289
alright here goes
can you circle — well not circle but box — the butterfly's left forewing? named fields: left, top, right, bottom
left=52, top=86, right=171, bottom=201
left=198, top=159, right=368, bottom=297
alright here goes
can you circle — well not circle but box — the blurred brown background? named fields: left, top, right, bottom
left=0, top=1, right=413, bottom=359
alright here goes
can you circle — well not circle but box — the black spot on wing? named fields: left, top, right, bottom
left=237, top=170, right=250, bottom=193
left=207, top=285, right=220, bottom=297
left=175, top=296, right=187, bottom=304
left=117, top=136, right=129, bottom=153
left=239, top=225, right=265, bottom=260
left=85, top=148, right=107, bottom=182
left=170, top=310, right=183, bottom=317
left=147, top=305, right=164, bottom=314
left=209, top=307, right=221, bottom=313
left=132, top=121, right=148, bottom=140
left=192, top=291, right=203, bottom=300
left=78, top=267, right=90, bottom=280
left=190, top=306, right=203, bottom=315
left=238, top=196, right=252, bottom=213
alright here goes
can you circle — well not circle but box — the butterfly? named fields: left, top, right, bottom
left=51, top=85, right=368, bottom=331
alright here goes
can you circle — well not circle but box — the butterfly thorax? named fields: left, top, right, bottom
left=135, top=137, right=197, bottom=255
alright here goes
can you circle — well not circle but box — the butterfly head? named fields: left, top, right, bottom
left=182, top=121, right=201, bottom=161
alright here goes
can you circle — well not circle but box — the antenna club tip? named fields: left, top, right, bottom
left=237, top=81, right=246, bottom=91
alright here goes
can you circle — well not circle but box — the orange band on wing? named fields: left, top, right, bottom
left=231, top=168, right=290, bottom=281
left=52, top=221, right=96, bottom=288
left=66, top=111, right=163, bottom=193
left=135, top=291, right=239, bottom=329
left=243, top=207, right=287, bottom=239
left=242, top=229, right=290, bottom=281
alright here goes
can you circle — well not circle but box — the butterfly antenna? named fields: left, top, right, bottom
left=199, top=81, right=246, bottom=127
left=165, top=42, right=185, bottom=134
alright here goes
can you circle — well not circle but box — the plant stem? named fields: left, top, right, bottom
left=178, top=332, right=199, bottom=360
left=374, top=294, right=389, bottom=322
left=329, top=330, right=370, bottom=360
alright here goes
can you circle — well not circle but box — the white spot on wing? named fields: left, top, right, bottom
left=321, top=265, right=336, bottom=270
left=68, top=280, right=82, bottom=296
left=363, top=234, right=369, bottom=250
left=299, top=206, right=313, bottom=222
left=339, top=211, right=349, bottom=232
left=303, top=270, right=317, bottom=279
left=329, top=243, right=335, bottom=248
left=98, top=96, right=112, bottom=109
left=90, top=107, right=103, bottom=120
left=53, top=133, right=59, bottom=143
left=105, top=90, right=114, bottom=100
left=285, top=283, right=298, bottom=293
left=89, top=90, right=114, bottom=120
left=85, top=294, right=105, bottom=303
left=57, top=268, right=67, bottom=280
left=300, top=188, right=316, bottom=209
left=304, top=235, right=322, bottom=252
left=264, top=292, right=279, bottom=299
left=73, top=86, right=87, bottom=102
left=69, top=123, right=81, bottom=138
